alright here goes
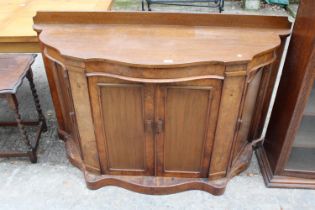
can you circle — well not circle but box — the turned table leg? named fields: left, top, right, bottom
left=6, top=94, right=37, bottom=163
left=26, top=68, right=47, bottom=132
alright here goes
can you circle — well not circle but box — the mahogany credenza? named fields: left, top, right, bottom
left=256, top=0, right=315, bottom=189
left=33, top=12, right=291, bottom=195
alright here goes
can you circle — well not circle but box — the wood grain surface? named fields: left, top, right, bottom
left=34, top=11, right=292, bottom=194
left=257, top=0, right=315, bottom=188
left=34, top=12, right=291, bottom=67
left=0, top=0, right=113, bottom=52
left=0, top=54, right=35, bottom=93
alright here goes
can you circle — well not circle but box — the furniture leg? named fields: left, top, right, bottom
left=219, top=0, right=224, bottom=13
left=26, top=68, right=47, bottom=132
left=142, top=0, right=145, bottom=10
left=147, top=0, right=152, bottom=11
left=6, top=94, right=37, bottom=163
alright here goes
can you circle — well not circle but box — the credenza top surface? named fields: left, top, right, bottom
left=33, top=11, right=291, bottom=67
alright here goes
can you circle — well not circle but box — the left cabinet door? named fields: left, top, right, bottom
left=88, top=76, right=155, bottom=176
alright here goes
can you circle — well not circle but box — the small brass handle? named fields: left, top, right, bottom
left=145, top=120, right=153, bottom=133
left=155, top=119, right=163, bottom=134
left=144, top=119, right=164, bottom=134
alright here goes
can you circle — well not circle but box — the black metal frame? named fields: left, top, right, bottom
left=142, top=0, right=224, bottom=13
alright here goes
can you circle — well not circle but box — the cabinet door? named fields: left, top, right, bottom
left=50, top=61, right=73, bottom=135
left=89, top=77, right=155, bottom=176
left=155, top=80, right=222, bottom=178
left=285, top=79, right=315, bottom=177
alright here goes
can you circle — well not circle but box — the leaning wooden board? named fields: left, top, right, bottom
left=33, top=11, right=291, bottom=195
left=0, top=0, right=113, bottom=52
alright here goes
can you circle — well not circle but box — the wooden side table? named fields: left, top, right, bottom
left=0, top=54, right=47, bottom=163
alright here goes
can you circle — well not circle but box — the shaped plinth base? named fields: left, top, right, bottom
left=59, top=130, right=254, bottom=195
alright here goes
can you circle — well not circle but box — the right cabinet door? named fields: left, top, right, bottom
left=155, top=79, right=222, bottom=178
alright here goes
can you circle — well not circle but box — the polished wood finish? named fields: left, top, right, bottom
left=34, top=11, right=291, bottom=194
left=34, top=11, right=292, bottom=135
left=0, top=1, right=112, bottom=134
left=0, top=0, right=113, bottom=53
left=33, top=12, right=290, bottom=66
left=94, top=81, right=153, bottom=175
left=156, top=80, right=220, bottom=178
left=0, top=0, right=113, bottom=140
left=0, top=54, right=47, bottom=163
left=257, top=0, right=315, bottom=189
left=0, top=54, right=35, bottom=93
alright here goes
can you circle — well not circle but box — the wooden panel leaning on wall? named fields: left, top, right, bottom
left=33, top=11, right=291, bottom=195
